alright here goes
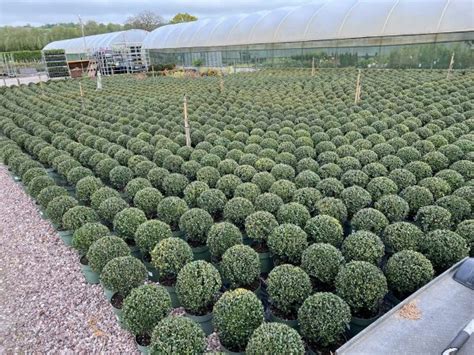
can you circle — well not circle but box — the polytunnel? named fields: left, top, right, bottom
left=142, top=0, right=474, bottom=69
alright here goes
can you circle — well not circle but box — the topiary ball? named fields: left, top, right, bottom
left=421, top=229, right=469, bottom=272
left=342, top=231, right=385, bottom=265
left=340, top=186, right=372, bottom=216
left=385, top=250, right=434, bottom=296
left=100, top=256, right=147, bottom=296
left=383, top=222, right=423, bottom=253
left=196, top=188, right=227, bottom=218
left=351, top=208, right=389, bottom=235
left=196, top=166, right=220, bottom=188
left=254, top=192, right=284, bottom=215
left=28, top=175, right=56, bottom=199
left=268, top=224, right=308, bottom=264
left=234, top=182, right=261, bottom=204
left=415, top=205, right=451, bottom=232
left=75, top=176, right=103, bottom=204
left=98, top=197, right=129, bottom=225
left=374, top=194, right=409, bottom=222
left=133, top=187, right=163, bottom=218
left=301, top=243, right=345, bottom=286
left=87, top=236, right=130, bottom=274
left=179, top=208, right=214, bottom=245
left=157, top=197, right=189, bottom=231
left=72, top=222, right=109, bottom=255
left=246, top=322, right=305, bottom=355
left=455, top=220, right=473, bottom=256
left=62, top=206, right=99, bottom=231
left=304, top=215, right=343, bottom=247
left=151, top=237, right=193, bottom=281
left=401, top=186, right=434, bottom=215
left=224, top=197, right=255, bottom=229
left=125, top=177, right=153, bottom=199
left=183, top=181, right=209, bottom=208
left=109, top=166, right=134, bottom=190
left=46, top=195, right=78, bottom=227
left=135, top=220, right=172, bottom=254
left=37, top=185, right=68, bottom=209
left=207, top=222, right=243, bottom=261
left=221, top=245, right=260, bottom=289
left=269, top=179, right=297, bottom=203
left=213, top=289, right=264, bottom=352
left=276, top=202, right=310, bottom=228
left=113, top=207, right=147, bottom=240
left=436, top=195, right=471, bottom=224
left=315, top=197, right=348, bottom=223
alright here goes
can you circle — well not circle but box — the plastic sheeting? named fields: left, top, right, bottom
left=142, top=0, right=474, bottom=50
left=43, top=29, right=148, bottom=54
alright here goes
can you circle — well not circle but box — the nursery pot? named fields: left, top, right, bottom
left=185, top=311, right=214, bottom=336
left=385, top=291, right=402, bottom=307
left=127, top=240, right=142, bottom=259
left=141, top=255, right=159, bottom=282
left=258, top=251, right=273, bottom=274
left=191, top=244, right=211, bottom=261
left=268, top=308, right=298, bottom=330
left=80, top=256, right=99, bottom=284
left=135, top=334, right=150, bottom=354
left=57, top=230, right=73, bottom=246
left=172, top=230, right=185, bottom=239
left=220, top=344, right=245, bottom=354
left=349, top=312, right=382, bottom=336
left=163, top=284, right=180, bottom=308
left=111, top=293, right=126, bottom=329
left=101, top=282, right=115, bottom=302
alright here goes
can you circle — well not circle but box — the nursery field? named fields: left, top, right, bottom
left=0, top=69, right=473, bottom=353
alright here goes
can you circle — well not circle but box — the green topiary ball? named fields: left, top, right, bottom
left=122, top=284, right=172, bottom=336
left=214, top=289, right=264, bottom=352
left=251, top=171, right=276, bottom=192
left=267, top=264, right=312, bottom=318
left=98, top=197, right=129, bottom=225
left=196, top=166, right=220, bottom=188
left=150, top=316, right=206, bottom=354
left=133, top=187, right=163, bottom=218
left=75, top=176, right=103, bottom=204
left=62, top=206, right=99, bottom=231
left=374, top=194, right=409, bottom=222
left=315, top=197, right=348, bottom=223
left=37, top=185, right=68, bottom=209
left=90, top=186, right=121, bottom=210
left=340, top=186, right=372, bottom=216
left=183, top=181, right=209, bottom=208
left=72, top=222, right=109, bottom=255
left=269, top=179, right=297, bottom=203
left=179, top=208, right=214, bottom=245
left=401, top=186, right=434, bottom=215
left=383, top=222, right=423, bottom=253
left=221, top=245, right=260, bottom=290
left=151, top=237, right=193, bottom=282
left=87, top=236, right=130, bottom=274
left=298, top=293, right=351, bottom=347
left=276, top=202, right=310, bottom=228
left=436, top=195, right=471, bottom=224
left=335, top=261, right=387, bottom=316
left=147, top=167, right=170, bottom=190
left=109, top=166, right=134, bottom=190
left=22, top=167, right=47, bottom=185
left=207, top=222, right=242, bottom=261
left=254, top=192, right=284, bottom=215
left=455, top=220, right=473, bottom=256
left=196, top=188, right=227, bottom=218
left=385, top=250, right=434, bottom=296
left=268, top=224, right=308, bottom=264
left=234, top=182, right=261, bottom=204
left=113, top=207, right=147, bottom=240
left=216, top=174, right=243, bottom=198
left=304, top=215, right=343, bottom=247
left=100, top=256, right=147, bottom=296
left=421, top=229, right=469, bottom=272
left=176, top=261, right=222, bottom=314
left=46, top=195, right=78, bottom=227
left=351, top=208, right=389, bottom=235
left=28, top=175, right=56, bottom=199
left=366, top=177, right=398, bottom=201
left=342, top=231, right=385, bottom=265
left=157, top=197, right=189, bottom=231
left=125, top=177, right=153, bottom=199
left=224, top=197, right=255, bottom=229
left=301, top=243, right=345, bottom=286
left=246, top=322, right=305, bottom=355
left=415, top=205, right=451, bottom=232
left=135, top=220, right=172, bottom=254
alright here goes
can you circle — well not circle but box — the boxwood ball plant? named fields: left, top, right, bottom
left=87, top=236, right=131, bottom=274
left=100, top=256, right=148, bottom=296
left=113, top=207, right=147, bottom=240
left=134, top=220, right=172, bottom=254
left=268, top=224, right=308, bottom=264
left=206, top=222, right=243, bottom=261
left=246, top=323, right=305, bottom=355
left=221, top=245, right=260, bottom=289
left=151, top=237, right=193, bottom=282
left=301, top=243, right=345, bottom=287
left=179, top=208, right=214, bottom=246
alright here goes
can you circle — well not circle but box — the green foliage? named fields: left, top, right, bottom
left=135, top=220, right=172, bottom=254
left=72, top=222, right=109, bottom=255
left=109, top=166, right=134, bottom=190
left=268, top=224, right=308, bottom=264
left=151, top=237, right=193, bottom=280
left=37, top=185, right=68, bottom=208
left=244, top=211, right=279, bottom=243
left=197, top=188, right=227, bottom=218
left=113, top=207, right=147, bottom=240
left=315, top=197, right=348, bottom=223
left=28, top=175, right=55, bottom=198
left=213, top=289, right=264, bottom=352
left=224, top=197, right=255, bottom=229
left=374, top=194, right=409, bottom=222
left=304, top=215, right=343, bottom=247
left=351, top=208, right=389, bottom=235
left=221, top=245, right=260, bottom=289
left=157, top=197, right=189, bottom=230
left=207, top=222, right=242, bottom=260
left=133, top=187, right=163, bottom=218
left=125, top=177, right=152, bottom=199
left=341, top=185, right=372, bottom=216
left=383, top=222, right=423, bottom=253
left=100, top=256, right=147, bottom=296
left=254, top=192, right=284, bottom=214
left=269, top=179, right=297, bottom=203
left=62, top=206, right=99, bottom=231
left=421, top=229, right=469, bottom=271
left=45, top=195, right=78, bottom=227
left=301, top=243, right=344, bottom=285
left=276, top=202, right=310, bottom=228
left=97, top=197, right=128, bottom=224
left=87, top=236, right=130, bottom=274
left=342, top=231, right=385, bottom=265
left=179, top=208, right=214, bottom=245
left=183, top=181, right=209, bottom=208
left=415, top=205, right=451, bottom=232
left=246, top=323, right=305, bottom=355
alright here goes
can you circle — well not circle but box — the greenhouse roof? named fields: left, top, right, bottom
left=142, top=0, right=474, bottom=50
left=43, top=29, right=148, bottom=54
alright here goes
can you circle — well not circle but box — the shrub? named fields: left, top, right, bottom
left=351, top=208, right=389, bottom=235
left=401, top=186, right=434, bottom=215
left=335, top=261, right=388, bottom=316
left=66, top=166, right=93, bottom=185
left=151, top=237, right=193, bottom=281
left=251, top=172, right=276, bottom=192
left=135, top=161, right=157, bottom=179
left=341, top=186, right=372, bottom=216
left=157, top=197, right=188, bottom=230
left=254, top=192, right=284, bottom=214
left=126, top=178, right=153, bottom=199
left=87, top=236, right=130, bottom=274
left=301, top=243, right=344, bottom=286
left=304, top=215, right=343, bottom=247
left=178, top=208, right=214, bottom=245
left=292, top=187, right=322, bottom=214
left=405, top=161, right=432, bottom=181
left=98, top=197, right=128, bottom=224
left=176, top=261, right=222, bottom=314
left=244, top=211, right=279, bottom=243
left=421, top=230, right=469, bottom=271
left=150, top=316, right=206, bottom=354
left=218, top=159, right=238, bottom=176
left=196, top=188, right=227, bottom=218
left=269, top=179, right=297, bottom=203
left=37, top=185, right=68, bottom=208
left=122, top=284, right=172, bottom=336
left=221, top=245, right=260, bottom=289
left=436, top=195, right=471, bottom=224
left=342, top=231, right=385, bottom=265
left=22, top=167, right=47, bottom=185
left=100, top=256, right=147, bottom=296
left=234, top=182, right=261, bottom=203
left=75, top=176, right=103, bottom=204
left=388, top=168, right=416, bottom=191
left=268, top=224, right=308, bottom=264
left=216, top=174, right=242, bottom=198
left=207, top=222, right=242, bottom=261
left=95, top=158, right=119, bottom=181
left=46, top=195, right=78, bottom=227
left=315, top=198, right=348, bottom=223
left=72, top=223, right=109, bottom=255
left=298, top=293, right=351, bottom=347
left=435, top=169, right=465, bottom=190
left=213, top=289, right=264, bottom=352
left=271, top=164, right=295, bottom=181
left=135, top=220, right=172, bottom=254
left=456, top=220, right=473, bottom=256
left=109, top=166, right=134, bottom=190
left=183, top=181, right=209, bottom=208
left=28, top=175, right=55, bottom=199
left=246, top=323, right=305, bottom=355
left=133, top=187, right=163, bottom=218
left=276, top=202, right=310, bottom=228
left=415, top=205, right=451, bottom=232
left=267, top=264, right=312, bottom=318
left=113, top=207, right=147, bottom=240
left=452, top=186, right=473, bottom=208
left=366, top=177, right=398, bottom=201
left=385, top=250, right=434, bottom=295
left=419, top=177, right=452, bottom=200
left=317, top=178, right=344, bottom=197
left=196, top=166, right=220, bottom=188
left=341, top=169, right=369, bottom=188
left=90, top=186, right=121, bottom=210
left=147, top=167, right=169, bottom=190
left=374, top=195, right=409, bottom=222
left=162, top=155, right=184, bottom=173
left=224, top=197, right=255, bottom=229
left=62, top=206, right=99, bottom=231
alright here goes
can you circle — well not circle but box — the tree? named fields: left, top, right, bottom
left=125, top=11, right=165, bottom=31
left=170, top=13, right=198, bottom=24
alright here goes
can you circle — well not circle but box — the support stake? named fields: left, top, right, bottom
left=447, top=52, right=455, bottom=80
left=183, top=95, right=191, bottom=147
left=311, top=57, right=315, bottom=77
left=79, top=82, right=85, bottom=109
left=354, top=69, right=362, bottom=104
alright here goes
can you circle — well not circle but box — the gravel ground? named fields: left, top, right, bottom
left=0, top=165, right=137, bottom=353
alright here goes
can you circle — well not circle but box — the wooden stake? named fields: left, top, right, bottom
left=38, top=74, right=45, bottom=96
left=183, top=95, right=191, bottom=147
left=152, top=66, right=155, bottom=78
left=311, top=57, right=315, bottom=77
left=220, top=75, right=224, bottom=93
left=79, top=82, right=85, bottom=109
left=447, top=52, right=455, bottom=80
left=354, top=69, right=362, bottom=104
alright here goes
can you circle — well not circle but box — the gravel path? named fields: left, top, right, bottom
left=0, top=166, right=137, bottom=353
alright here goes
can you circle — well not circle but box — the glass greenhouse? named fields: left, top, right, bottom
left=142, top=0, right=474, bottom=69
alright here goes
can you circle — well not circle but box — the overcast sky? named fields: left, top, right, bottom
left=0, top=0, right=315, bottom=26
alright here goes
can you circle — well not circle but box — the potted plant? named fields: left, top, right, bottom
left=113, top=207, right=147, bottom=257
left=133, top=187, right=163, bottom=218
left=183, top=181, right=209, bottom=208
left=125, top=177, right=152, bottom=200
left=298, top=292, right=351, bottom=352
left=197, top=188, right=227, bottom=220
left=45, top=195, right=78, bottom=228
left=382, top=222, right=424, bottom=253
left=244, top=211, right=278, bottom=273
left=75, top=176, right=103, bottom=204
left=224, top=197, right=255, bottom=230
left=100, top=256, right=148, bottom=326
left=246, top=323, right=305, bottom=355
left=341, top=231, right=385, bottom=265
left=266, top=264, right=312, bottom=328
left=254, top=192, right=284, bottom=215
left=179, top=208, right=214, bottom=260
left=301, top=243, right=345, bottom=291
left=415, top=205, right=452, bottom=232
left=304, top=215, right=344, bottom=247
left=90, top=187, right=121, bottom=210
left=27, top=175, right=56, bottom=199
left=213, top=289, right=264, bottom=353
left=385, top=250, right=434, bottom=303
left=87, top=236, right=131, bottom=298
left=156, top=196, right=189, bottom=236
left=276, top=202, right=310, bottom=228
left=150, top=316, right=206, bottom=354
left=335, top=261, right=388, bottom=335
left=150, top=237, right=193, bottom=307
left=267, top=224, right=308, bottom=265
left=109, top=165, right=134, bottom=191
left=122, top=284, right=172, bottom=353
left=36, top=185, right=68, bottom=210
left=61, top=206, right=99, bottom=245
left=221, top=245, right=261, bottom=294
left=175, top=260, right=222, bottom=335
left=97, top=197, right=129, bottom=226
left=351, top=208, right=389, bottom=235
left=207, top=222, right=243, bottom=266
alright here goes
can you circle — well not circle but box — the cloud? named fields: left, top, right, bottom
left=0, top=0, right=314, bottom=26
